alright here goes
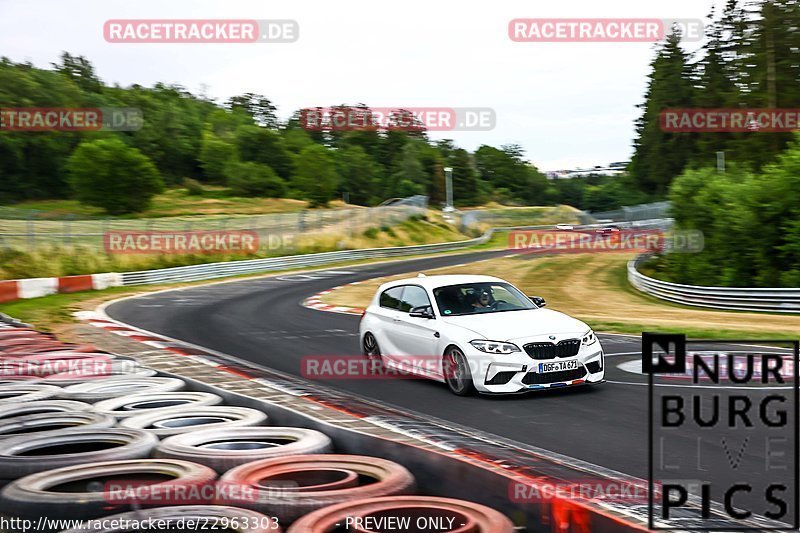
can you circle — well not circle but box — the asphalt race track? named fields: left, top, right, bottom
left=107, top=250, right=796, bottom=514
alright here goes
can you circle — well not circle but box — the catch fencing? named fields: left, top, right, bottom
left=0, top=195, right=428, bottom=251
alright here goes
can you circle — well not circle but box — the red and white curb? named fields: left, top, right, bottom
left=0, top=273, right=123, bottom=304
left=302, top=282, right=366, bottom=316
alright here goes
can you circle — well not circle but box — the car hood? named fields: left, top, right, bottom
left=440, top=308, right=589, bottom=341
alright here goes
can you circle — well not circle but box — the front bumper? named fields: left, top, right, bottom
left=466, top=342, right=605, bottom=394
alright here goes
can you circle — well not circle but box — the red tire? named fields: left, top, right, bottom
left=218, top=454, right=415, bottom=524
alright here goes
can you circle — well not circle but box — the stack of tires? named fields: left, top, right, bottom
left=0, top=321, right=515, bottom=532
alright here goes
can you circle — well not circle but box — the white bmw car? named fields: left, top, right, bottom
left=359, top=274, right=605, bottom=395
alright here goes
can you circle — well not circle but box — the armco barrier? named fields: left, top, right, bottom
left=629, top=255, right=800, bottom=313
left=118, top=221, right=649, bottom=286
left=1, top=220, right=654, bottom=301
left=120, top=234, right=491, bottom=285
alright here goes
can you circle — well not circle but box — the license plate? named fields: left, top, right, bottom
left=539, top=360, right=579, bottom=373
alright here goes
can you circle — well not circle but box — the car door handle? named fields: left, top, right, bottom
left=434, top=332, right=440, bottom=338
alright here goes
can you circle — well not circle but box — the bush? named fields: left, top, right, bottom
left=66, top=137, right=163, bottom=215
left=292, top=144, right=338, bottom=207
left=363, top=227, right=379, bottom=239
left=183, top=177, right=205, bottom=195
left=225, top=161, right=286, bottom=197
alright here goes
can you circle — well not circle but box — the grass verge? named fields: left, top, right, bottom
left=319, top=252, right=800, bottom=339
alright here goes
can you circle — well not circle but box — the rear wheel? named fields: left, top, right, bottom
left=362, top=332, right=384, bottom=373
left=443, top=347, right=476, bottom=396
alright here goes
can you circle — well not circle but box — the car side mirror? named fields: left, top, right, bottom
left=409, top=305, right=435, bottom=319
left=529, top=296, right=546, bottom=308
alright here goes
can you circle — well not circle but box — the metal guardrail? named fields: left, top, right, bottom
left=628, top=255, right=800, bottom=314
left=119, top=217, right=671, bottom=286
left=120, top=224, right=553, bottom=286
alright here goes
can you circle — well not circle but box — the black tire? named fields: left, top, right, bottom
left=0, top=428, right=158, bottom=479
left=154, top=427, right=333, bottom=473
left=92, top=392, right=223, bottom=418
left=0, top=412, right=115, bottom=440
left=59, top=505, right=280, bottom=532
left=361, top=332, right=384, bottom=373
left=443, top=346, right=476, bottom=396
left=120, top=406, right=268, bottom=437
left=0, top=459, right=217, bottom=522
left=63, top=377, right=184, bottom=403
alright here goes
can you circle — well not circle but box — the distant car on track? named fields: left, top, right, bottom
left=359, top=274, right=605, bottom=395
left=555, top=224, right=574, bottom=230
left=595, top=226, right=620, bottom=235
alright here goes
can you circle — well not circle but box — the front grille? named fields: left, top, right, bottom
left=522, top=367, right=587, bottom=385
left=523, top=339, right=581, bottom=360
left=586, top=360, right=603, bottom=373
left=485, top=371, right=517, bottom=385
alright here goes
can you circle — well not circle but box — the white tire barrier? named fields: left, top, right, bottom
left=92, top=392, right=223, bottom=418
left=155, top=427, right=333, bottom=473
left=120, top=406, right=268, bottom=437
left=0, top=428, right=158, bottom=480
left=62, top=377, right=184, bottom=403
left=0, top=459, right=217, bottom=522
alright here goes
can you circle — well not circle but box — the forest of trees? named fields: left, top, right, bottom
left=632, top=0, right=800, bottom=287
left=0, top=53, right=565, bottom=212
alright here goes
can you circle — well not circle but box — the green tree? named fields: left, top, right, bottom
left=334, top=145, right=380, bottom=205
left=225, top=161, right=286, bottom=197
left=629, top=31, right=696, bottom=196
left=66, top=137, right=163, bottom=214
left=235, top=125, right=294, bottom=179
left=292, top=144, right=339, bottom=207
left=226, top=93, right=279, bottom=129
left=199, top=130, right=237, bottom=183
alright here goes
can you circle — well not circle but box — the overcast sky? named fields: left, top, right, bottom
left=0, top=0, right=722, bottom=170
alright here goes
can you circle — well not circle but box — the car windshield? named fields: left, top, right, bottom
left=432, top=282, right=536, bottom=316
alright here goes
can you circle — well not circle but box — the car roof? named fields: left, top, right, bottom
left=379, top=274, right=506, bottom=291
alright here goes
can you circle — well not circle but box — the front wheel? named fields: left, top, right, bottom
left=443, top=347, right=476, bottom=396
left=362, top=332, right=384, bottom=373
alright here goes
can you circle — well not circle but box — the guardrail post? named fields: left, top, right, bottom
left=26, top=211, right=37, bottom=250
left=64, top=214, right=74, bottom=247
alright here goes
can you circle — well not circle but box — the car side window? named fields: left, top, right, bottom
left=379, top=286, right=405, bottom=310
left=398, top=286, right=431, bottom=313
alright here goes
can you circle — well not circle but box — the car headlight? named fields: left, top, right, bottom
left=581, top=330, right=597, bottom=346
left=470, top=340, right=521, bottom=354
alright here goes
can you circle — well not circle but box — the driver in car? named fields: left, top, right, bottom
left=471, top=289, right=492, bottom=309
